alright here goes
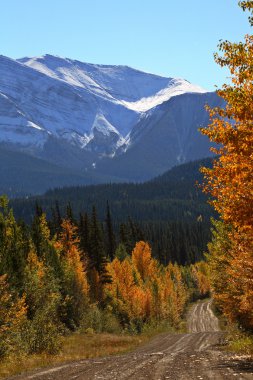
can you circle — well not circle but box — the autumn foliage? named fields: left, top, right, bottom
left=200, top=2, right=253, bottom=330
left=106, top=242, right=189, bottom=328
left=0, top=197, right=209, bottom=357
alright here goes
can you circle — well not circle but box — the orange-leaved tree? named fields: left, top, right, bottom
left=105, top=241, right=189, bottom=329
left=200, top=2, right=253, bottom=329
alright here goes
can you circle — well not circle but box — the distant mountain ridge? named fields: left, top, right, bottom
left=0, top=54, right=224, bottom=194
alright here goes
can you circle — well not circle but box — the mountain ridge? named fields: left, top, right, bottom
left=0, top=54, right=223, bottom=194
left=0, top=54, right=207, bottom=153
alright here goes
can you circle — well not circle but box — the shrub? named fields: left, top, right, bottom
left=0, top=275, right=27, bottom=357
left=80, top=304, right=122, bottom=334
left=23, top=301, right=63, bottom=354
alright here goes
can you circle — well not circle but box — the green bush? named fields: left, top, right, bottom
left=23, top=303, right=63, bottom=355
left=0, top=327, right=25, bottom=358
left=80, top=304, right=122, bottom=334
left=102, top=310, right=122, bottom=334
left=80, top=304, right=103, bottom=332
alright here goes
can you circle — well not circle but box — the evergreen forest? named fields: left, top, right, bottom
left=11, top=158, right=215, bottom=265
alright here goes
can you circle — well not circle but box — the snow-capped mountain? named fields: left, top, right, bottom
left=0, top=54, right=223, bottom=195
left=0, top=54, right=206, bottom=155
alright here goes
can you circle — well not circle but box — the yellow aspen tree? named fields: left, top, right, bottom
left=57, top=219, right=89, bottom=297
left=132, top=241, right=157, bottom=282
left=190, top=261, right=211, bottom=298
left=200, top=2, right=253, bottom=329
left=164, top=264, right=188, bottom=327
left=106, top=258, right=136, bottom=321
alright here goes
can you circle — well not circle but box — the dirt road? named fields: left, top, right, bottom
left=10, top=300, right=253, bottom=380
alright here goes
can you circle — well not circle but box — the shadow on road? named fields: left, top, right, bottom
left=215, top=355, right=253, bottom=374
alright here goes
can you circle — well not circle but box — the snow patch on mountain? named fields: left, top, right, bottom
left=121, top=79, right=206, bottom=112
left=86, top=113, right=126, bottom=155
left=92, top=113, right=120, bottom=137
left=27, top=121, right=44, bottom=131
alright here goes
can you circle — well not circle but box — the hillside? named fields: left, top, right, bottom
left=0, top=146, right=123, bottom=197
left=11, top=158, right=215, bottom=264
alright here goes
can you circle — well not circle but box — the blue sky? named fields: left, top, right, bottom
left=1, top=0, right=251, bottom=90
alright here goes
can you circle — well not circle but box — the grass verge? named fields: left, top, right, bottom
left=226, top=325, right=253, bottom=356
left=0, top=332, right=149, bottom=379
left=210, top=301, right=253, bottom=355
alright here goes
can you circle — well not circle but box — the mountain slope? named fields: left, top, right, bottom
left=95, top=92, right=224, bottom=181
left=19, top=55, right=205, bottom=112
left=0, top=146, right=124, bottom=198
left=0, top=54, right=205, bottom=156
left=11, top=157, right=214, bottom=222
left=0, top=54, right=223, bottom=193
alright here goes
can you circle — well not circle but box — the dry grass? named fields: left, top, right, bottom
left=0, top=333, right=148, bottom=379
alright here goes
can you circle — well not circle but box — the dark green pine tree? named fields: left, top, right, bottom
left=78, top=212, right=90, bottom=261
left=119, top=222, right=132, bottom=254
left=0, top=201, right=30, bottom=291
left=66, top=202, right=75, bottom=224
left=34, top=201, right=43, bottom=218
left=50, top=200, right=62, bottom=237
left=89, top=206, right=111, bottom=284
left=31, top=203, right=45, bottom=259
left=127, top=217, right=145, bottom=250
left=105, top=201, right=116, bottom=261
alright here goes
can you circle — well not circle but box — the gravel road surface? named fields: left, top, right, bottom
left=9, top=300, right=253, bottom=380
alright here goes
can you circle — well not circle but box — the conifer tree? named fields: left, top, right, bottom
left=105, top=201, right=116, bottom=261
left=0, top=196, right=29, bottom=290
left=31, top=212, right=49, bottom=259
left=119, top=223, right=132, bottom=254
left=55, top=219, right=89, bottom=328
left=78, top=212, right=90, bottom=260
left=66, top=202, right=75, bottom=224
left=89, top=206, right=108, bottom=276
left=50, top=200, right=62, bottom=237
left=30, top=211, right=61, bottom=276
